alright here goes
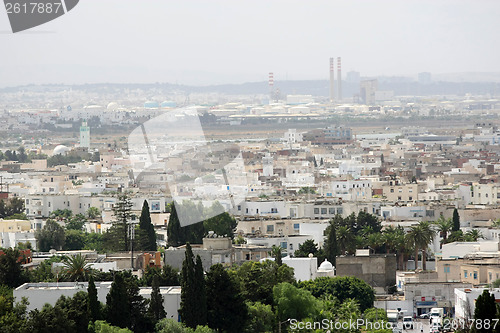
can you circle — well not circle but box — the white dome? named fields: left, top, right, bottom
left=318, top=259, right=334, bottom=271
left=107, top=102, right=119, bottom=110
left=53, top=145, right=70, bottom=156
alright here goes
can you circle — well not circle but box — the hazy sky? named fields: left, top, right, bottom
left=1, top=0, right=499, bottom=87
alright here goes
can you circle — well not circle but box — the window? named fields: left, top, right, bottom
left=489, top=272, right=493, bottom=281
left=321, top=208, right=327, bottom=214
left=256, top=209, right=259, bottom=214
left=267, top=225, right=274, bottom=232
left=329, top=208, right=336, bottom=214
left=398, top=196, right=402, bottom=201
left=237, top=205, right=241, bottom=211
left=337, top=208, right=343, bottom=215
left=390, top=189, right=394, bottom=193
left=464, top=270, right=468, bottom=278
left=314, top=208, right=320, bottom=214
left=444, top=265, right=450, bottom=273
left=409, top=197, right=413, bottom=201
left=289, top=244, right=293, bottom=250
left=293, top=223, right=300, bottom=230
left=473, top=271, right=478, bottom=279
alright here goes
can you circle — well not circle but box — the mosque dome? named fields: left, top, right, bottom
left=318, top=259, right=334, bottom=271
left=53, top=145, right=70, bottom=156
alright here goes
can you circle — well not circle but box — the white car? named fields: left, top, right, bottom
left=403, top=316, right=414, bottom=330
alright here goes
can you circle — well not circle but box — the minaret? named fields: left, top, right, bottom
left=329, top=58, right=335, bottom=102
left=263, top=153, right=274, bottom=177
left=80, top=120, right=90, bottom=149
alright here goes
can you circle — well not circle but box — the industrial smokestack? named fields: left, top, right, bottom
left=337, top=57, right=342, bottom=102
left=329, top=58, right=335, bottom=102
left=269, top=72, right=274, bottom=103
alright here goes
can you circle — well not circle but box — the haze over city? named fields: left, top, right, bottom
left=1, top=0, right=500, bottom=87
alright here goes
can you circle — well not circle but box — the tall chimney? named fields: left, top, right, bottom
left=337, top=57, right=342, bottom=101
left=269, top=72, right=274, bottom=103
left=329, top=58, right=335, bottom=102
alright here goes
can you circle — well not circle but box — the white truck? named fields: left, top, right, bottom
left=430, top=307, right=444, bottom=326
left=387, top=310, right=401, bottom=328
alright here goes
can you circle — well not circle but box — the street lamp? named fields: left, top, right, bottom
left=278, top=318, right=290, bottom=333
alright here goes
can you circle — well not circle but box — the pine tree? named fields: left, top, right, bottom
left=324, top=218, right=339, bottom=267
left=106, top=273, right=130, bottom=328
left=87, top=275, right=101, bottom=322
left=167, top=203, right=184, bottom=247
left=206, top=264, right=247, bottom=332
left=111, top=192, right=133, bottom=251
left=138, top=200, right=157, bottom=251
left=148, top=275, right=166, bottom=324
left=452, top=208, right=460, bottom=232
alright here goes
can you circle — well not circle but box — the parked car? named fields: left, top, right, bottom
left=419, top=313, right=430, bottom=319
left=403, top=316, right=414, bottom=329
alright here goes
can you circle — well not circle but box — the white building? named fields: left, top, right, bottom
left=455, top=288, right=500, bottom=320
left=283, top=129, right=303, bottom=144
left=14, top=282, right=182, bottom=321
left=441, top=241, right=500, bottom=259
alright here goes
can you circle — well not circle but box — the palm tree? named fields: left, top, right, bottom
left=270, top=245, right=282, bottom=266
left=62, top=253, right=94, bottom=281
left=465, top=229, right=484, bottom=242
left=383, top=226, right=398, bottom=254
left=408, top=221, right=436, bottom=271
left=395, top=227, right=411, bottom=270
left=434, top=216, right=452, bottom=248
left=419, top=221, right=436, bottom=270
left=366, top=233, right=383, bottom=253
left=337, top=226, right=355, bottom=254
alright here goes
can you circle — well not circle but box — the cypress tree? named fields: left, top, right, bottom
left=87, top=275, right=100, bottom=322
left=474, top=289, right=496, bottom=333
left=206, top=264, right=247, bottom=332
left=138, top=200, right=157, bottom=251
left=194, top=255, right=207, bottom=325
left=106, top=273, right=130, bottom=328
left=148, top=275, right=166, bottom=324
left=452, top=208, right=460, bottom=232
left=324, top=218, right=339, bottom=267
left=167, top=203, right=184, bottom=247
left=179, top=243, right=197, bottom=328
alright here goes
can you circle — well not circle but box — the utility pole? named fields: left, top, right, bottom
left=128, top=220, right=137, bottom=270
